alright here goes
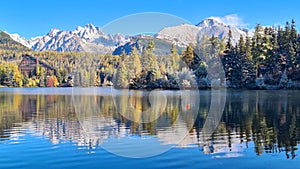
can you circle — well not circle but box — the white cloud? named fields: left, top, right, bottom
left=209, top=14, right=248, bottom=28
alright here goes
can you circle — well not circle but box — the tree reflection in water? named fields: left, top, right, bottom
left=0, top=89, right=299, bottom=159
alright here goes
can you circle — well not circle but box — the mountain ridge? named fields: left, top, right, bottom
left=7, top=17, right=249, bottom=54
left=0, top=30, right=30, bottom=51
left=155, top=18, right=247, bottom=47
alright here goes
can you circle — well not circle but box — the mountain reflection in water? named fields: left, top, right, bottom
left=0, top=88, right=299, bottom=159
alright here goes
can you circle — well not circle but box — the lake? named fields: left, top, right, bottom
left=0, top=88, right=299, bottom=169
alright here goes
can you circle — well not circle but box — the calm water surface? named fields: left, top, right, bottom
left=0, top=88, right=299, bottom=169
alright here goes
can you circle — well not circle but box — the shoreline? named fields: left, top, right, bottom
left=0, top=86, right=299, bottom=90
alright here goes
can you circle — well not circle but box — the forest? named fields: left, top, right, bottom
left=0, top=20, right=300, bottom=89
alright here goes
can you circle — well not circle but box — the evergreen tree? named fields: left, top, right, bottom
left=141, top=41, right=161, bottom=79
left=94, top=71, right=101, bottom=86
left=238, top=36, right=256, bottom=87
left=252, top=24, right=264, bottom=70
left=182, top=43, right=195, bottom=69
left=269, top=28, right=279, bottom=74
left=128, top=46, right=142, bottom=79
left=238, top=36, right=246, bottom=55
left=296, top=36, right=300, bottom=67
left=284, top=21, right=294, bottom=70
left=222, top=31, right=235, bottom=85
left=12, top=65, right=23, bottom=87
left=168, top=44, right=180, bottom=73
left=226, top=30, right=233, bottom=50
left=245, top=35, right=252, bottom=60
left=56, top=69, right=63, bottom=85
left=114, top=62, right=129, bottom=88
left=120, top=50, right=127, bottom=62
left=251, top=24, right=268, bottom=78
left=291, top=19, right=298, bottom=45
left=230, top=38, right=244, bottom=87
left=290, top=19, right=298, bottom=67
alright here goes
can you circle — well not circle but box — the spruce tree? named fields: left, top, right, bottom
left=141, top=41, right=161, bottom=80
left=245, top=35, right=252, bottom=60
left=252, top=24, right=264, bottom=77
left=226, top=30, right=233, bottom=50
left=128, top=46, right=142, bottom=79
left=222, top=31, right=235, bottom=85
left=290, top=19, right=298, bottom=68
left=120, top=50, right=127, bottom=62
left=169, top=44, right=180, bottom=73
left=296, top=36, right=300, bottom=68
left=182, top=43, right=195, bottom=69
left=114, top=62, right=129, bottom=88
left=283, top=21, right=294, bottom=71
left=269, top=28, right=279, bottom=74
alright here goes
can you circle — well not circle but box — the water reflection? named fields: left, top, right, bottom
left=72, top=89, right=199, bottom=157
left=0, top=89, right=299, bottom=159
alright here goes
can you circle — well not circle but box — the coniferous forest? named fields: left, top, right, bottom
left=0, top=20, right=300, bottom=89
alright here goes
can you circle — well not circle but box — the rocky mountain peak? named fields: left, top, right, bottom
left=48, top=28, right=61, bottom=37
left=196, top=18, right=224, bottom=27
left=72, top=24, right=105, bottom=39
left=6, top=16, right=249, bottom=54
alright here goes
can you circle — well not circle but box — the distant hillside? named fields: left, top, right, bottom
left=0, top=31, right=30, bottom=51
left=113, top=35, right=185, bottom=56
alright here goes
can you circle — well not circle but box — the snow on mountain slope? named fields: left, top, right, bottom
left=8, top=24, right=130, bottom=53
left=196, top=18, right=247, bottom=44
left=155, top=18, right=247, bottom=47
left=155, top=24, right=199, bottom=47
left=8, top=33, right=31, bottom=48
left=8, top=17, right=248, bottom=54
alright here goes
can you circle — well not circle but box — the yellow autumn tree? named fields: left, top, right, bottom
left=12, top=64, right=23, bottom=87
left=52, top=75, right=59, bottom=87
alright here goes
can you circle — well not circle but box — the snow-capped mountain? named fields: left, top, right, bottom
left=9, top=24, right=131, bottom=53
left=8, top=18, right=248, bottom=54
left=155, top=18, right=247, bottom=47
left=155, top=24, right=199, bottom=47
left=8, top=33, right=31, bottom=48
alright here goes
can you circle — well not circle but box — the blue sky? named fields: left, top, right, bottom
left=1, top=0, right=299, bottom=39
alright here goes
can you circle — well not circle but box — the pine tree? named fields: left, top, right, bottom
left=284, top=21, right=294, bottom=70
left=290, top=19, right=298, bottom=67
left=269, top=28, right=279, bottom=74
left=296, top=36, right=300, bottom=68
left=56, top=69, right=63, bottom=85
left=141, top=41, right=161, bottom=79
left=229, top=38, right=244, bottom=87
left=208, top=35, right=221, bottom=62
left=114, top=62, right=129, bottom=88
left=238, top=36, right=246, bottom=56
left=120, top=50, right=127, bottom=62
left=222, top=31, right=235, bottom=85
left=147, top=41, right=155, bottom=51
left=182, top=43, right=195, bottom=69
left=252, top=24, right=264, bottom=68
left=128, top=46, right=142, bottom=79
left=226, top=30, right=233, bottom=51
left=12, top=64, right=23, bottom=87
left=245, top=35, right=252, bottom=60
left=291, top=19, right=298, bottom=45
left=238, top=36, right=256, bottom=87
left=251, top=24, right=265, bottom=77
left=169, top=44, right=180, bottom=73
